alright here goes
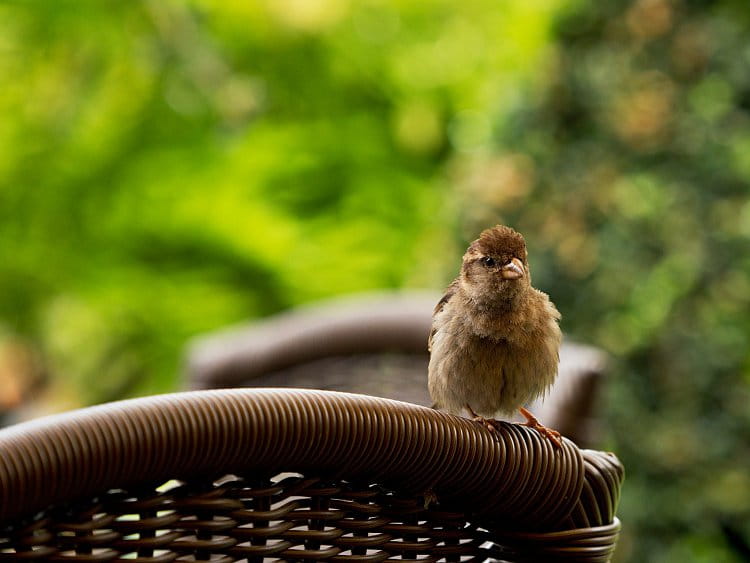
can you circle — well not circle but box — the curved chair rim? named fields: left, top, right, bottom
left=0, top=388, right=615, bottom=532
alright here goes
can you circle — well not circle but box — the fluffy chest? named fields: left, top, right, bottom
left=432, top=322, right=555, bottom=385
left=427, top=298, right=560, bottom=416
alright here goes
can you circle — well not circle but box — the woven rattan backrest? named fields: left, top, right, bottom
left=0, top=389, right=622, bottom=562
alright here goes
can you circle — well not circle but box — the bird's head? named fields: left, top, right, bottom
left=460, top=225, right=530, bottom=305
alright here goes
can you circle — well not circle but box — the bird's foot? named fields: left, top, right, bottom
left=465, top=404, right=503, bottom=434
left=519, top=407, right=563, bottom=449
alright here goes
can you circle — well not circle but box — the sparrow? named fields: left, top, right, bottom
left=428, top=225, right=563, bottom=447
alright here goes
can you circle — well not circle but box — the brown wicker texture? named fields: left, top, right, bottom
left=0, top=389, right=623, bottom=562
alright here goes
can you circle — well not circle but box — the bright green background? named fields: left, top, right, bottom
left=1, top=1, right=749, bottom=561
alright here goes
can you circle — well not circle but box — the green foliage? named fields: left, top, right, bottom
left=454, top=0, right=750, bottom=560
left=2, top=0, right=749, bottom=560
left=0, top=0, right=557, bottom=400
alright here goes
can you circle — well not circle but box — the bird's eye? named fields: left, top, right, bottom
left=482, top=256, right=496, bottom=267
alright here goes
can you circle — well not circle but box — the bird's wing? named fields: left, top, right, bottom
left=428, top=279, right=459, bottom=352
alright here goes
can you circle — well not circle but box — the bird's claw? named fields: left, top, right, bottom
left=474, top=416, right=500, bottom=434
left=466, top=404, right=504, bottom=435
left=519, top=406, right=563, bottom=449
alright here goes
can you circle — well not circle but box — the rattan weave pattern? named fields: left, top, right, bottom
left=0, top=389, right=623, bottom=561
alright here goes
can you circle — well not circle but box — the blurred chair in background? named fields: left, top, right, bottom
left=185, top=291, right=611, bottom=447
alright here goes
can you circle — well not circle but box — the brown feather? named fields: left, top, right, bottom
left=428, top=279, right=459, bottom=352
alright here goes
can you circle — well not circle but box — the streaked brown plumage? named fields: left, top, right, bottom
left=428, top=225, right=563, bottom=446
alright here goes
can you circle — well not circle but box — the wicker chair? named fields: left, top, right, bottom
left=0, top=389, right=622, bottom=562
left=186, top=291, right=611, bottom=446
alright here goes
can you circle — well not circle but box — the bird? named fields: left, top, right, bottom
left=428, top=225, right=563, bottom=447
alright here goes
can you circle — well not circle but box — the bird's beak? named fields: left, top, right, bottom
left=500, top=257, right=525, bottom=280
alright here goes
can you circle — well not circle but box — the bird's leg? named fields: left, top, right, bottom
left=465, top=404, right=502, bottom=434
left=519, top=407, right=563, bottom=449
